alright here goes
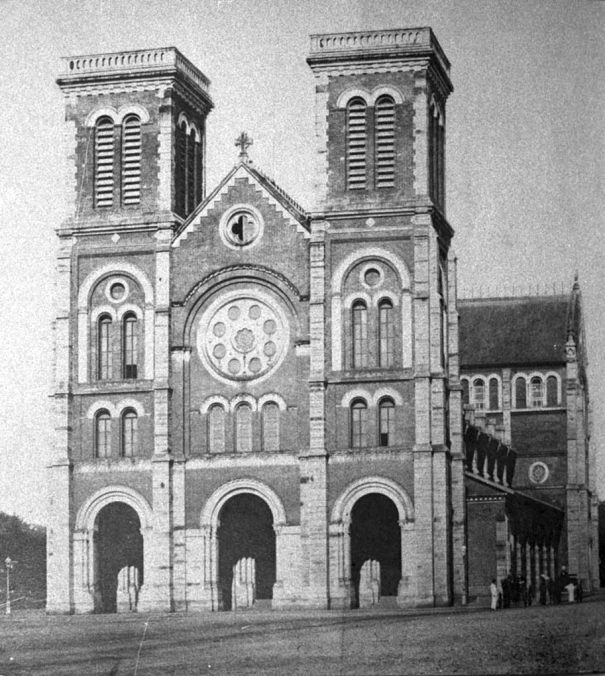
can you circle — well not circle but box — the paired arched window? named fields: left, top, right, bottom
left=97, top=313, right=140, bottom=381
left=546, top=375, right=558, bottom=407
left=97, top=315, right=112, bottom=380
left=350, top=397, right=396, bottom=448
left=352, top=301, right=368, bottom=368
left=94, top=115, right=142, bottom=208
left=374, top=95, right=395, bottom=188
left=346, top=98, right=367, bottom=190
left=95, top=410, right=112, bottom=458
left=350, top=297, right=398, bottom=370
left=208, top=405, right=226, bottom=453
left=121, top=409, right=138, bottom=457
left=176, top=118, right=202, bottom=218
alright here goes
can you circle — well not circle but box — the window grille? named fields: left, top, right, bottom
left=208, top=405, right=226, bottom=453
left=123, top=314, right=138, bottom=379
left=95, top=411, right=111, bottom=458
left=473, top=378, right=485, bottom=409
left=378, top=398, right=394, bottom=447
left=530, top=377, right=544, bottom=408
left=98, top=316, right=112, bottom=380
left=375, top=96, right=395, bottom=188
left=235, top=403, right=252, bottom=453
left=346, top=98, right=367, bottom=190
left=121, top=410, right=138, bottom=457
left=352, top=301, right=368, bottom=368
left=379, top=299, right=395, bottom=367
left=262, top=403, right=280, bottom=452
left=122, top=115, right=141, bottom=205
left=95, top=117, right=115, bottom=208
left=351, top=400, right=368, bottom=448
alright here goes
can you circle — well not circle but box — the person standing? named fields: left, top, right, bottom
left=490, top=579, right=499, bottom=610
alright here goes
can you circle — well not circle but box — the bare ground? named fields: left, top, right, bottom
left=1, top=595, right=604, bottom=675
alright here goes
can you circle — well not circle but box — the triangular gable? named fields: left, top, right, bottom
left=173, top=162, right=310, bottom=247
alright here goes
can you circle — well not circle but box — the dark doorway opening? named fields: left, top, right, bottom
left=95, top=502, right=143, bottom=613
left=350, top=493, right=401, bottom=607
left=218, top=493, right=275, bottom=610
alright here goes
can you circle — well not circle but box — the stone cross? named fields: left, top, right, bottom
left=235, top=132, right=253, bottom=159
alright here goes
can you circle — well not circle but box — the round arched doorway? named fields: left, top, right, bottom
left=350, top=493, right=401, bottom=608
left=95, top=502, right=143, bottom=613
left=218, top=493, right=276, bottom=610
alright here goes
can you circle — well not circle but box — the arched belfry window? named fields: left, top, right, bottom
left=235, top=403, right=252, bottom=453
left=262, top=402, right=280, bottom=452
left=121, top=115, right=141, bottom=205
left=352, top=301, right=368, bottom=368
left=176, top=120, right=187, bottom=216
left=187, top=129, right=197, bottom=215
left=94, top=117, right=115, bottom=208
left=121, top=409, right=138, bottom=457
left=122, top=313, right=138, bottom=379
left=346, top=98, right=367, bottom=190
left=95, top=410, right=112, bottom=458
left=378, top=298, right=395, bottom=367
left=350, top=399, right=368, bottom=449
left=374, top=95, right=395, bottom=188
left=208, top=405, right=226, bottom=453
left=98, top=315, right=112, bottom=380
left=378, top=398, right=395, bottom=447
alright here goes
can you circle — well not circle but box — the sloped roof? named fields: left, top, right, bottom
left=173, top=160, right=309, bottom=247
left=458, top=295, right=569, bottom=367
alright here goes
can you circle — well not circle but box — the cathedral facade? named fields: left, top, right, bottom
left=47, top=28, right=598, bottom=614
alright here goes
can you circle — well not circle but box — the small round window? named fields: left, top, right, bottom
left=364, top=268, right=381, bottom=287
left=226, top=210, right=259, bottom=246
left=105, top=278, right=130, bottom=303
left=529, top=461, right=549, bottom=484
left=110, top=282, right=126, bottom=301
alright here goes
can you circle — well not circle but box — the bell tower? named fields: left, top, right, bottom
left=307, top=29, right=464, bottom=608
left=56, top=47, right=213, bottom=228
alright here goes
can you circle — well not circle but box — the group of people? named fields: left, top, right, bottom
left=490, top=568, right=583, bottom=610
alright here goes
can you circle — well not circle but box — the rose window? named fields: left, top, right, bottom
left=199, top=294, right=288, bottom=381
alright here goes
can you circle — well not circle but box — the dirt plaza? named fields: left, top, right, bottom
left=0, top=595, right=604, bottom=676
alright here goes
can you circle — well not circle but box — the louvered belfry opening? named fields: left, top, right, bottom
left=375, top=96, right=395, bottom=188
left=346, top=98, right=367, bottom=190
left=94, top=117, right=115, bottom=208
left=187, top=129, right=196, bottom=215
left=121, top=115, right=142, bottom=205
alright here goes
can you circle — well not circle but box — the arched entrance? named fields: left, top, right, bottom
left=350, top=493, right=401, bottom=607
left=218, top=493, right=276, bottom=610
left=95, top=502, right=143, bottom=613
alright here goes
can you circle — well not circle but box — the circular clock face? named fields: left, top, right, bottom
left=198, top=292, right=289, bottom=382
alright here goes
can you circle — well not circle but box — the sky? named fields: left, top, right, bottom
left=0, top=0, right=603, bottom=525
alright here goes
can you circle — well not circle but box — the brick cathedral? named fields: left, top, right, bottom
left=47, top=28, right=599, bottom=613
